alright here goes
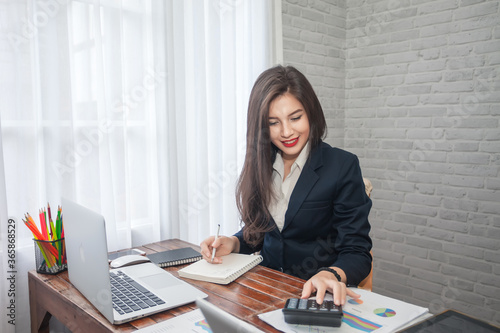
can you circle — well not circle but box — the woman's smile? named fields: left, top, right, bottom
left=281, top=137, right=299, bottom=148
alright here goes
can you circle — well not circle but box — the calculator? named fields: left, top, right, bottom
left=282, top=298, right=343, bottom=327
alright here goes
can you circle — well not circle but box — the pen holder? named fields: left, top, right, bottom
left=33, top=238, right=67, bottom=274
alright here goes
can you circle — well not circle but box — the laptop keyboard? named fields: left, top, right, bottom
left=110, top=271, right=166, bottom=315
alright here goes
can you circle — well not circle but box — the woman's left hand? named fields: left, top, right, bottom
left=301, top=270, right=360, bottom=306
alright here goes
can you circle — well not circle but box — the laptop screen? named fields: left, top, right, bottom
left=62, top=197, right=115, bottom=322
left=196, top=298, right=265, bottom=333
left=400, top=310, right=500, bottom=333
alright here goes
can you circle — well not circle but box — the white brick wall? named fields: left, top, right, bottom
left=282, top=0, right=500, bottom=326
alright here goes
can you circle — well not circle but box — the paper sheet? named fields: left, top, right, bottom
left=258, top=288, right=429, bottom=333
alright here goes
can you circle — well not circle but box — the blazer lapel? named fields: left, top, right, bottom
left=282, top=144, right=323, bottom=231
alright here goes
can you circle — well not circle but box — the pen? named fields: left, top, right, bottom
left=211, top=224, right=220, bottom=263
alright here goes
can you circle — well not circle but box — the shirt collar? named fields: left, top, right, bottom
left=273, top=141, right=310, bottom=177
left=295, top=141, right=310, bottom=170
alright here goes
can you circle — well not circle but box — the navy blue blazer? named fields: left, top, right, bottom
left=234, top=142, right=372, bottom=285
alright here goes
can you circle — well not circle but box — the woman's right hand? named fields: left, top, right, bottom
left=200, top=235, right=240, bottom=264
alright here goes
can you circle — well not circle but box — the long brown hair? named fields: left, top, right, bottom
left=236, top=65, right=327, bottom=246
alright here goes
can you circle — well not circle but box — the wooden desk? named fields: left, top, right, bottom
left=29, top=239, right=304, bottom=332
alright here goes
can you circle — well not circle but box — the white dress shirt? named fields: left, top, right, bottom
left=269, top=142, right=310, bottom=232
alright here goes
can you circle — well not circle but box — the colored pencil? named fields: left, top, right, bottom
left=23, top=203, right=66, bottom=272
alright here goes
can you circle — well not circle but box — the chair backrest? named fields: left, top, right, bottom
left=358, top=178, right=373, bottom=291
left=363, top=177, right=373, bottom=197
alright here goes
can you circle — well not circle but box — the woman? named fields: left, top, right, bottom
left=200, top=65, right=372, bottom=306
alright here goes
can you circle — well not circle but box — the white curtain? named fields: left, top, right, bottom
left=0, top=0, right=278, bottom=331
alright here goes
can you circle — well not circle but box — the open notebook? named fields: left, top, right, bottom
left=178, top=253, right=263, bottom=284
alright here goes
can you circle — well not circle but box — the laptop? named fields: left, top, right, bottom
left=62, top=198, right=207, bottom=324
left=196, top=298, right=265, bottom=333
left=398, top=309, right=500, bottom=333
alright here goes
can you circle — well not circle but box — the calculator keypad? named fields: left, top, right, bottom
left=283, top=298, right=343, bottom=327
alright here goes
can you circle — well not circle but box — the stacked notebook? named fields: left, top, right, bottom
left=147, top=247, right=202, bottom=268
left=178, top=253, right=263, bottom=284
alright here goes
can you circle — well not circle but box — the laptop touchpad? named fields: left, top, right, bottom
left=141, top=273, right=183, bottom=289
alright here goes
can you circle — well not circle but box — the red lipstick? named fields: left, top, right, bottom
left=282, top=137, right=299, bottom=148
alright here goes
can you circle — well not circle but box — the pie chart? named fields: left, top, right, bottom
left=374, top=308, right=396, bottom=317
